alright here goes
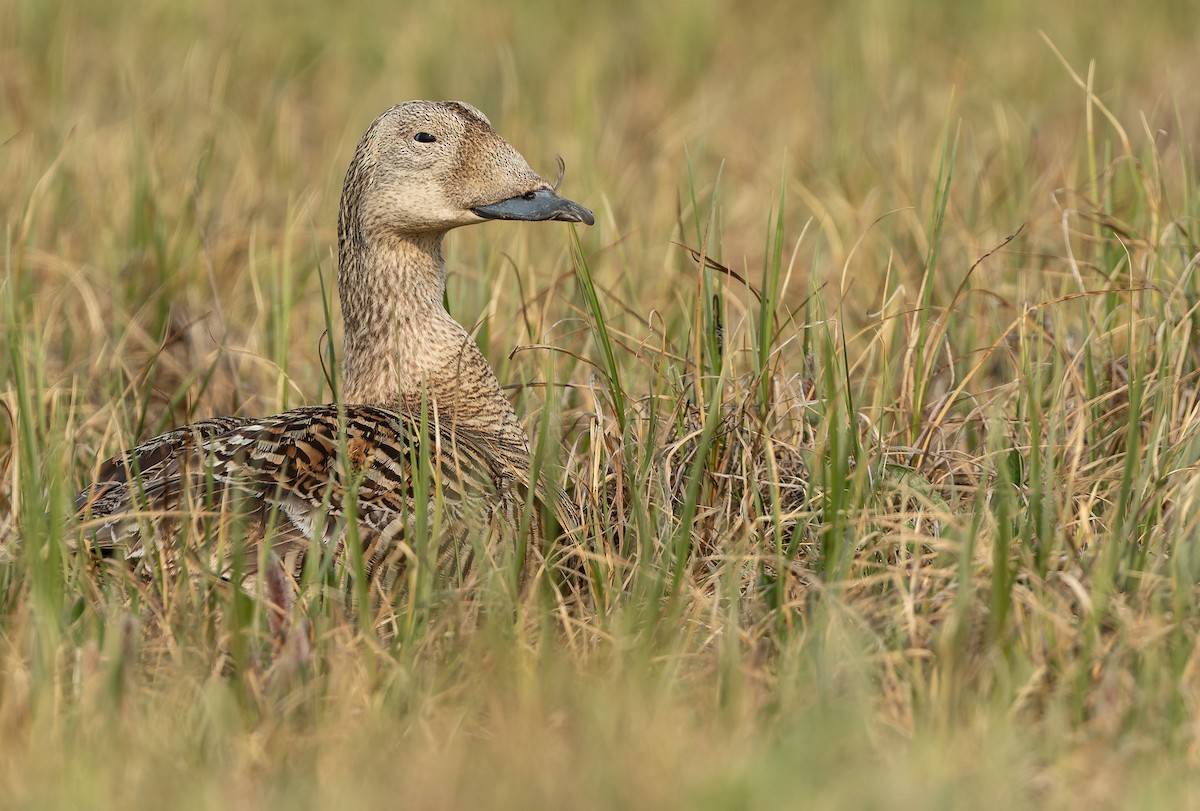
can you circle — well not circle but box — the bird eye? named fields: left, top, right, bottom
left=414, top=132, right=437, bottom=143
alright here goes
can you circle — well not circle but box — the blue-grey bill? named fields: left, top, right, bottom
left=473, top=189, right=595, bottom=225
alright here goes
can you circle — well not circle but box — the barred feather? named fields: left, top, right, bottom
left=76, top=405, right=526, bottom=584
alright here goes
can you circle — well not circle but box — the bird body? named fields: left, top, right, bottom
left=76, top=100, right=593, bottom=593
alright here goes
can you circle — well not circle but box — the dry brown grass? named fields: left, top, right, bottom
left=5, top=0, right=1200, bottom=808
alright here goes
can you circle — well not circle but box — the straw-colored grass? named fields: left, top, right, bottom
left=4, top=0, right=1200, bottom=808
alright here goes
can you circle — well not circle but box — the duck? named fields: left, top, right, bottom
left=75, top=100, right=594, bottom=597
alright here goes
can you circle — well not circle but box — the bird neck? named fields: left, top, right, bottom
left=337, top=233, right=530, bottom=462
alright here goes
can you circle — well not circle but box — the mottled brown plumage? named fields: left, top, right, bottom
left=76, top=100, right=593, bottom=591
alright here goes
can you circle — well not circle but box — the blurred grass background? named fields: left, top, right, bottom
left=4, top=0, right=1200, bottom=808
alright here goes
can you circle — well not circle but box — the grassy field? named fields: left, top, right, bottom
left=4, top=0, right=1200, bottom=807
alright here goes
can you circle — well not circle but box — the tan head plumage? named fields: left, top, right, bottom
left=339, top=100, right=592, bottom=253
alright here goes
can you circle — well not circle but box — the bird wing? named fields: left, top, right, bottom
left=74, top=404, right=505, bottom=580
